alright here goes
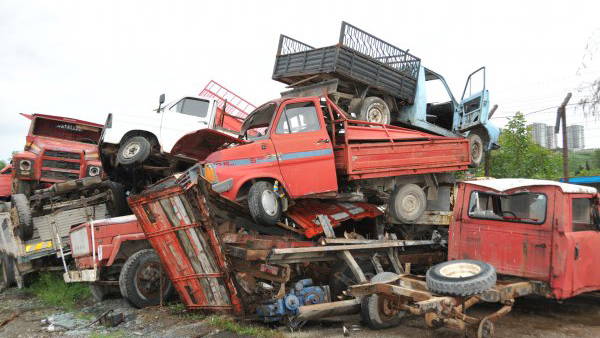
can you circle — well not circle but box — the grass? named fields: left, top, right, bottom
left=89, top=331, right=126, bottom=338
left=166, top=303, right=281, bottom=337
left=26, top=272, right=90, bottom=310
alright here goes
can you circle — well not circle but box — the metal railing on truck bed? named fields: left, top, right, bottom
left=273, top=22, right=421, bottom=104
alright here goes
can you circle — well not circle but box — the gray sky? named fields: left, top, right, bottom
left=1, top=0, right=599, bottom=160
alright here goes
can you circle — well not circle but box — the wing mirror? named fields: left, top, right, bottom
left=156, top=93, right=166, bottom=113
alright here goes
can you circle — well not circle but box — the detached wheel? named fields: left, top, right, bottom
left=426, top=259, right=496, bottom=297
left=248, top=181, right=282, bottom=226
left=361, top=272, right=406, bottom=329
left=117, top=136, right=152, bottom=166
left=119, top=249, right=173, bottom=308
left=358, top=97, right=391, bottom=125
left=388, top=184, right=426, bottom=224
left=10, top=194, right=33, bottom=241
left=468, top=132, right=484, bottom=168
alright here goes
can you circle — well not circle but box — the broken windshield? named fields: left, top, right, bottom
left=468, top=191, right=547, bottom=224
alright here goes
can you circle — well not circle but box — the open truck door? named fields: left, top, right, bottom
left=459, top=67, right=489, bottom=132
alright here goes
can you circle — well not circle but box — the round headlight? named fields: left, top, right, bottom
left=88, top=166, right=101, bottom=176
left=19, top=160, right=31, bottom=171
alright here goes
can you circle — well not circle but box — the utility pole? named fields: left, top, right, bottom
left=484, top=105, right=498, bottom=177
left=554, top=93, right=572, bottom=181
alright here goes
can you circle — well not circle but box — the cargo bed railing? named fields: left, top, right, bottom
left=276, top=22, right=421, bottom=78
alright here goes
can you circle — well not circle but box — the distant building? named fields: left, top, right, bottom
left=567, top=125, right=585, bottom=150
left=529, top=123, right=548, bottom=148
left=546, top=125, right=557, bottom=149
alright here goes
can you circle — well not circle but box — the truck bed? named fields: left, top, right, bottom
left=272, top=22, right=421, bottom=104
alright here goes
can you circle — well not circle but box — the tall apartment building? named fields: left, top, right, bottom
left=546, top=125, right=557, bottom=149
left=529, top=123, right=548, bottom=148
left=567, top=125, right=585, bottom=150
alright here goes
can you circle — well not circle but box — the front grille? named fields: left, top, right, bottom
left=44, top=150, right=81, bottom=159
left=41, top=170, right=79, bottom=181
left=42, top=159, right=80, bottom=170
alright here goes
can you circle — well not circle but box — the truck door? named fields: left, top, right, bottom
left=160, top=97, right=215, bottom=152
left=270, top=98, right=337, bottom=198
left=567, top=195, right=600, bottom=295
left=459, top=67, right=489, bottom=132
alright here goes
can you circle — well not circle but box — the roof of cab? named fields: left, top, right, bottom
left=463, top=178, right=597, bottom=194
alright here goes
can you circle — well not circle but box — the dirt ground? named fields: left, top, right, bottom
left=2, top=287, right=600, bottom=338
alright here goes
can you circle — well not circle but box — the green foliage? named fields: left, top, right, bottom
left=0, top=160, right=5, bottom=170
left=26, top=272, right=90, bottom=310
left=205, top=315, right=282, bottom=338
left=481, top=113, right=563, bottom=179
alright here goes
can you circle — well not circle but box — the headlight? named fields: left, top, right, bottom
left=88, top=166, right=101, bottom=177
left=19, top=160, right=32, bottom=171
left=70, top=227, right=90, bottom=257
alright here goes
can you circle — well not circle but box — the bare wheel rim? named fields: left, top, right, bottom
left=367, top=104, right=385, bottom=123
left=134, top=261, right=165, bottom=300
left=378, top=295, right=400, bottom=320
left=396, top=192, right=421, bottom=217
left=439, top=262, right=482, bottom=278
left=261, top=190, right=279, bottom=217
left=122, top=142, right=142, bottom=159
left=471, top=140, right=482, bottom=160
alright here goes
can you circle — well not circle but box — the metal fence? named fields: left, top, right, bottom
left=277, top=35, right=314, bottom=55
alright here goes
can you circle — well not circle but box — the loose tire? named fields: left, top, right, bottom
left=426, top=259, right=496, bottom=297
left=116, top=136, right=152, bottom=166
left=10, top=194, right=33, bottom=241
left=388, top=184, right=426, bottom=224
left=248, top=181, right=282, bottom=226
left=361, top=272, right=406, bottom=329
left=119, top=249, right=173, bottom=308
left=468, top=132, right=484, bottom=168
left=358, top=97, right=391, bottom=125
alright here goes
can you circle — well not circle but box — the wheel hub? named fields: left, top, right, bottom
left=367, top=104, right=384, bottom=123
left=471, top=142, right=481, bottom=158
left=261, top=190, right=279, bottom=217
left=439, top=262, right=482, bottom=278
left=122, top=143, right=141, bottom=159
left=134, top=261, right=165, bottom=300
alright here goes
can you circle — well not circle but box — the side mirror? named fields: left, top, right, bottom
left=159, top=94, right=166, bottom=105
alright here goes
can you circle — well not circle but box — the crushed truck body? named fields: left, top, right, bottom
left=128, top=166, right=446, bottom=322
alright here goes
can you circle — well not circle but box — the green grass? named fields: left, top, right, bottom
left=26, top=272, right=90, bottom=310
left=89, top=330, right=126, bottom=338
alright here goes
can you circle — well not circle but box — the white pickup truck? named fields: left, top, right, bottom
left=99, top=81, right=255, bottom=191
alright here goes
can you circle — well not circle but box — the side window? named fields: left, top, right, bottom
left=572, top=198, right=594, bottom=232
left=276, top=102, right=320, bottom=134
left=468, top=191, right=547, bottom=224
left=171, top=98, right=210, bottom=118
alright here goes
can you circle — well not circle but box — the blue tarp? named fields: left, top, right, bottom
left=560, top=176, right=600, bottom=184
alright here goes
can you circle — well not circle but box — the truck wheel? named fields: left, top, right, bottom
left=389, top=184, right=426, bottom=224
left=10, top=194, right=33, bottom=241
left=11, top=179, right=33, bottom=196
left=361, top=272, right=406, bottom=329
left=468, top=132, right=484, bottom=168
left=102, top=181, right=129, bottom=216
left=358, top=97, right=391, bottom=125
left=117, top=136, right=152, bottom=166
left=89, top=283, right=118, bottom=302
left=119, top=249, right=173, bottom=308
left=329, top=259, right=376, bottom=300
left=0, top=254, right=16, bottom=291
left=426, top=259, right=496, bottom=297
left=248, top=181, right=282, bottom=226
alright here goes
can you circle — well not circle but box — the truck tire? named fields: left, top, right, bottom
left=248, top=181, right=282, bottom=226
left=358, top=97, right=391, bottom=125
left=388, top=184, right=426, bottom=224
left=361, top=272, right=406, bottom=329
left=10, top=194, right=33, bottom=241
left=117, top=136, right=152, bottom=166
left=426, top=259, right=496, bottom=297
left=329, top=259, right=376, bottom=300
left=119, top=249, right=173, bottom=308
left=0, top=253, right=16, bottom=291
left=11, top=179, right=33, bottom=197
left=468, top=132, right=484, bottom=168
left=102, top=181, right=129, bottom=217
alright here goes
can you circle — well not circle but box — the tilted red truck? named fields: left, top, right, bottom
left=173, top=95, right=470, bottom=227
left=11, top=113, right=104, bottom=195
left=0, top=165, right=12, bottom=201
left=64, top=215, right=173, bottom=308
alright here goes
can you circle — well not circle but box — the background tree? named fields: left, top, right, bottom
left=0, top=160, right=5, bottom=170
left=480, top=112, right=562, bottom=179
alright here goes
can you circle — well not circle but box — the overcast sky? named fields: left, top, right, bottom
left=1, top=0, right=599, bottom=160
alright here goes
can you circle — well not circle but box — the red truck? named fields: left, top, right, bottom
left=11, top=113, right=104, bottom=195
left=64, top=215, right=173, bottom=308
left=0, top=165, right=12, bottom=201
left=175, top=95, right=470, bottom=226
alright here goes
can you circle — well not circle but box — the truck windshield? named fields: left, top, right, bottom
left=32, top=118, right=102, bottom=144
left=241, top=103, right=276, bottom=140
left=468, top=191, right=546, bottom=224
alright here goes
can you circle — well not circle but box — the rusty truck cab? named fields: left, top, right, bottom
left=449, top=178, right=600, bottom=299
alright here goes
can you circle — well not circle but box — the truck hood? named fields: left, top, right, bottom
left=29, top=136, right=99, bottom=154
left=171, top=129, right=246, bottom=162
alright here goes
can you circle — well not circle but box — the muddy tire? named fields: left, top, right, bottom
left=361, top=272, right=406, bottom=329
left=468, top=132, right=484, bottom=168
left=358, top=97, right=391, bottom=125
left=119, top=249, right=173, bottom=308
left=117, top=136, right=152, bottom=166
left=426, top=259, right=496, bottom=296
left=10, top=194, right=33, bottom=241
left=388, top=184, right=426, bottom=224
left=248, top=181, right=282, bottom=226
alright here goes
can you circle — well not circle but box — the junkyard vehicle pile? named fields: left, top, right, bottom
left=2, top=22, right=600, bottom=338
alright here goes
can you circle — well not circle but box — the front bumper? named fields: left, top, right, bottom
left=63, top=269, right=98, bottom=283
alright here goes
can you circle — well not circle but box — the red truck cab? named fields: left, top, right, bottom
left=0, top=165, right=12, bottom=200
left=449, top=178, right=600, bottom=299
left=175, top=95, right=470, bottom=226
left=11, top=114, right=104, bottom=195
